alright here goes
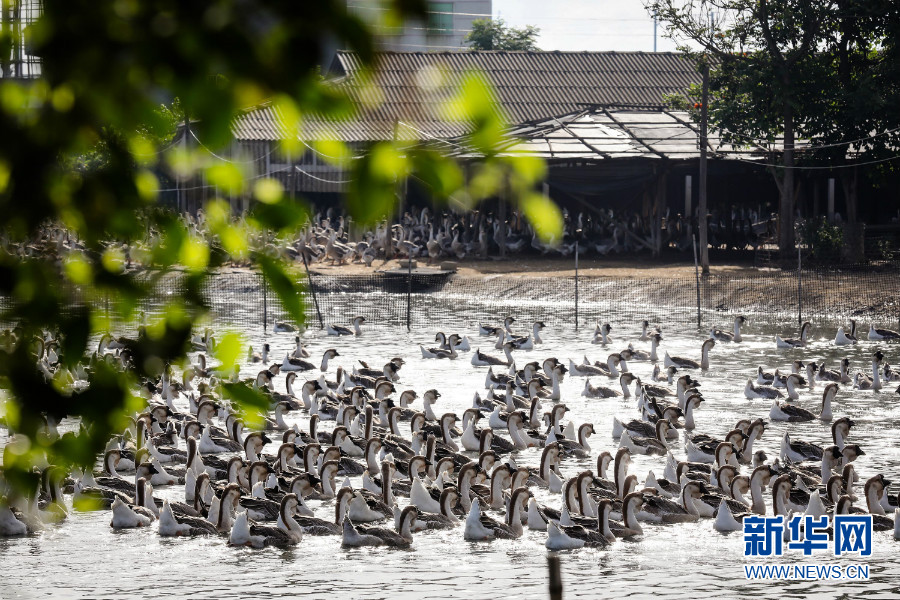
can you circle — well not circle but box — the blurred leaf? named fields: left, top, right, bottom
left=213, top=332, right=243, bottom=372
left=207, top=163, right=246, bottom=196
left=257, top=255, right=304, bottom=328
left=178, top=236, right=210, bottom=272
left=250, top=197, right=308, bottom=232
left=519, top=192, right=563, bottom=245
left=254, top=178, right=283, bottom=204
left=220, top=382, right=270, bottom=429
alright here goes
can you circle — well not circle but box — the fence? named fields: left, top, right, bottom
left=3, top=259, right=900, bottom=334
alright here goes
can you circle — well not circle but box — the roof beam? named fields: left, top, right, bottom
left=600, top=108, right=668, bottom=159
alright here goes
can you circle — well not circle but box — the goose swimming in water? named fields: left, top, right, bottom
left=341, top=506, right=417, bottom=548
left=581, top=374, right=633, bottom=399
left=248, top=344, right=269, bottom=363
left=664, top=339, right=714, bottom=370
left=776, top=321, right=811, bottom=348
left=470, top=343, right=513, bottom=367
left=780, top=431, right=827, bottom=462
left=853, top=351, right=884, bottom=390
left=711, top=316, right=746, bottom=342
left=479, top=317, right=515, bottom=337
left=110, top=496, right=153, bottom=529
left=868, top=323, right=900, bottom=341
left=158, top=499, right=218, bottom=536
left=592, top=323, right=613, bottom=345
left=327, top=316, right=365, bottom=337
left=771, top=382, right=838, bottom=423
left=569, top=354, right=620, bottom=378
left=421, top=334, right=462, bottom=359
left=817, top=359, right=851, bottom=384
left=618, top=420, right=670, bottom=456
left=463, top=489, right=530, bottom=541
left=834, top=320, right=858, bottom=345
left=744, top=379, right=784, bottom=399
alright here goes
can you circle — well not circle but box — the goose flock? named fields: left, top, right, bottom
left=2, top=313, right=900, bottom=558
left=5, top=205, right=769, bottom=274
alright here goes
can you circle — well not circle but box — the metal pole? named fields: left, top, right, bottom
left=548, top=554, right=562, bottom=600
left=653, top=15, right=658, bottom=52
left=406, top=256, right=412, bottom=332
left=693, top=235, right=701, bottom=328
left=574, top=240, right=579, bottom=330
left=699, top=61, right=710, bottom=274
left=798, top=245, right=802, bottom=328
left=301, top=251, right=324, bottom=329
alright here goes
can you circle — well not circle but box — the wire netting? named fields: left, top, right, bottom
left=2, top=261, right=899, bottom=333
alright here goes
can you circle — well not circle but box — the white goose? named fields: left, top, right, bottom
left=664, top=339, right=714, bottom=370
left=868, top=324, right=900, bottom=341
left=711, top=316, right=746, bottom=342
left=327, top=316, right=365, bottom=337
left=744, top=378, right=784, bottom=399
left=776, top=321, right=811, bottom=348
left=834, top=320, right=858, bottom=345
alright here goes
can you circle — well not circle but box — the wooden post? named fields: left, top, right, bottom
left=797, top=245, right=802, bottom=328
left=406, top=253, right=412, bottom=332
left=699, top=61, right=710, bottom=274
left=302, top=251, right=324, bottom=329
left=654, top=168, right=668, bottom=257
left=498, top=191, right=507, bottom=258
left=684, top=174, right=693, bottom=239
left=574, top=239, right=579, bottom=330
left=827, top=178, right=835, bottom=222
left=262, top=275, right=268, bottom=333
left=548, top=554, right=562, bottom=600
left=693, top=236, right=701, bottom=328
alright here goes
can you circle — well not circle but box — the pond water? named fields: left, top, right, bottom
left=2, top=306, right=899, bottom=599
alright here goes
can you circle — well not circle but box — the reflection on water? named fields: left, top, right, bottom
left=2, top=307, right=900, bottom=599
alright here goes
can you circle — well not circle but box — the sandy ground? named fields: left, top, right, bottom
left=307, top=256, right=765, bottom=279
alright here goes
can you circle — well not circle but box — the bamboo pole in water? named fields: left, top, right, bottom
left=692, top=235, right=701, bottom=328
left=302, top=251, right=324, bottom=329
left=548, top=554, right=562, bottom=600
left=798, top=246, right=802, bottom=328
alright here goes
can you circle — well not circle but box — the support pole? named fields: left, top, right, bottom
left=406, top=255, right=412, bottom=332
left=301, top=251, right=324, bottom=329
left=684, top=175, right=693, bottom=239
left=699, top=61, right=710, bottom=274
left=548, top=554, right=562, bottom=600
left=693, top=235, right=701, bottom=329
left=827, top=178, right=835, bottom=222
left=574, top=239, right=579, bottom=330
left=498, top=192, right=507, bottom=258
left=798, top=246, right=802, bottom=328
left=262, top=275, right=268, bottom=333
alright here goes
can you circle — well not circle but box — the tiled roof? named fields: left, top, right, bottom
left=232, top=50, right=703, bottom=142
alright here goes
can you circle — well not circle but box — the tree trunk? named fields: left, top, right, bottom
left=779, top=103, right=796, bottom=259
left=841, top=165, right=858, bottom=225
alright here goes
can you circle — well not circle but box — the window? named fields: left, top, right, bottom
left=427, top=3, right=453, bottom=33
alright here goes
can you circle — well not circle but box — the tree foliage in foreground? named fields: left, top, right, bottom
left=0, top=1, right=561, bottom=493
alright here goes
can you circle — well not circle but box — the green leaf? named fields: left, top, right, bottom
left=212, top=332, right=243, bottom=371
left=257, top=255, right=305, bottom=328
left=519, top=192, right=563, bottom=246
left=220, top=382, right=271, bottom=429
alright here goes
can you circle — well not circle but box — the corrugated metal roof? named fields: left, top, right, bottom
left=485, top=108, right=799, bottom=161
left=232, top=50, right=703, bottom=142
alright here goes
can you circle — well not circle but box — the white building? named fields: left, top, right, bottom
left=347, top=1, right=492, bottom=51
